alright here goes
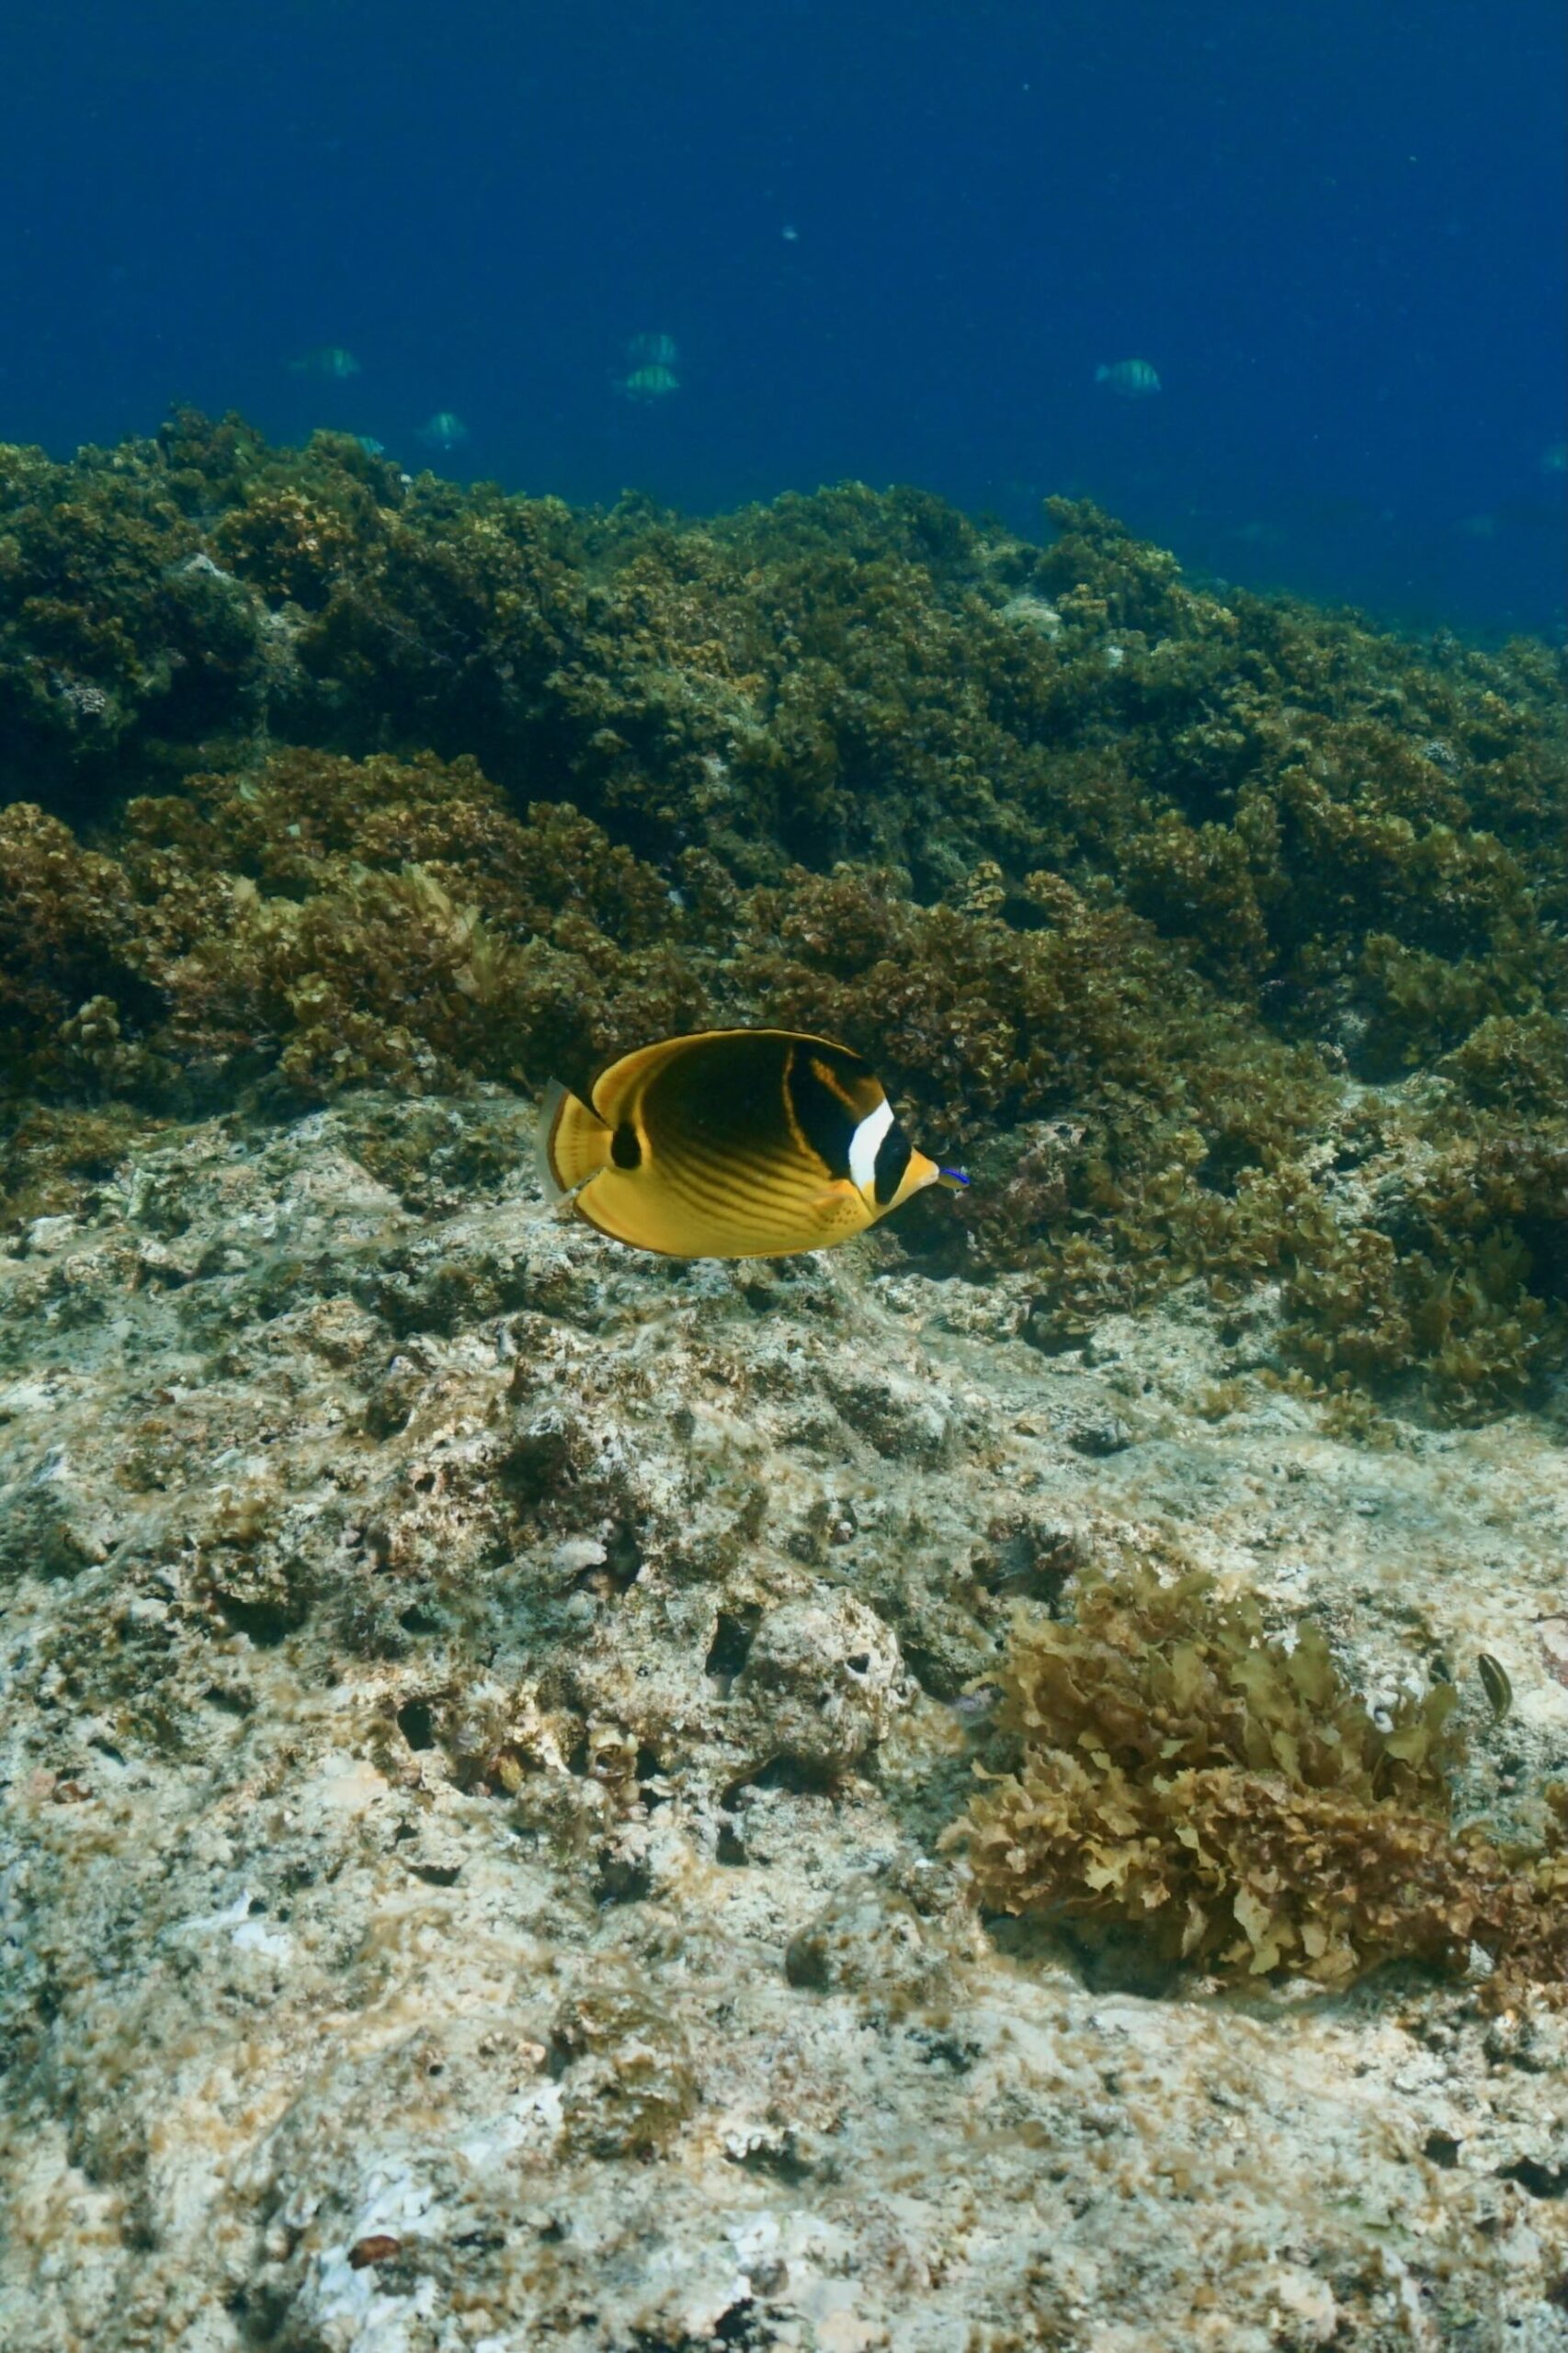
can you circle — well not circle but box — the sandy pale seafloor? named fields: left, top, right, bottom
left=2, top=1094, right=1565, bottom=2351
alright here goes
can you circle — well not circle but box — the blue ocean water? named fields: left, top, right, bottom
left=1, top=0, right=1562, bottom=639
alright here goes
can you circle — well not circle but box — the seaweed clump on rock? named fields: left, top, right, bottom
left=0, top=749, right=713, bottom=1109
left=950, top=1566, right=1568, bottom=1996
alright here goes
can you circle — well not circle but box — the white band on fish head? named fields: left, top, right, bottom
left=847, top=1099, right=894, bottom=1197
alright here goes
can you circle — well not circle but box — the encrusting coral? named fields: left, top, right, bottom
left=950, top=1564, right=1568, bottom=1996
left=1, top=417, right=1563, bottom=1414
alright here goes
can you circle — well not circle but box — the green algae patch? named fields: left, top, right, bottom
left=1, top=419, right=1563, bottom=1417
left=949, top=1567, right=1568, bottom=1996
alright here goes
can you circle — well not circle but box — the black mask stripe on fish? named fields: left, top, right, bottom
left=873, top=1120, right=914, bottom=1207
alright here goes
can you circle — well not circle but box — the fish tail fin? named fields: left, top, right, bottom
left=538, top=1078, right=611, bottom=1203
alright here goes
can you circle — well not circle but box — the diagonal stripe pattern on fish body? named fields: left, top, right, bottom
left=539, top=1028, right=965, bottom=1258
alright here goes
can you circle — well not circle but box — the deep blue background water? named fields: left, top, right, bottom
left=2, top=0, right=1562, bottom=637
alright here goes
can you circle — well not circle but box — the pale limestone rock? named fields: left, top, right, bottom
left=0, top=1092, right=1563, bottom=2349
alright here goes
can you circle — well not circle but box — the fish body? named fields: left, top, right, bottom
left=539, top=1028, right=953, bottom=1258
left=1477, top=1653, right=1512, bottom=1721
left=626, top=331, right=679, bottom=369
left=418, top=411, right=468, bottom=449
left=290, top=345, right=361, bottom=380
left=1095, top=358, right=1161, bottom=397
left=619, top=361, right=680, bottom=402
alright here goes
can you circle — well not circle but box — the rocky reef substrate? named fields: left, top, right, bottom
left=3, top=421, right=1567, bottom=2347
left=2, top=1093, right=1566, bottom=2349
left=4, top=416, right=1565, bottom=1423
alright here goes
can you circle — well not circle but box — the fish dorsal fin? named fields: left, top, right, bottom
left=590, top=1029, right=867, bottom=1125
left=589, top=1032, right=703, bottom=1123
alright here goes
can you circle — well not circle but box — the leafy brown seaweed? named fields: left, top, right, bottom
left=950, top=1566, right=1568, bottom=1995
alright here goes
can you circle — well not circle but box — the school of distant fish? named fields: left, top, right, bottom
left=288, top=331, right=1568, bottom=551
left=287, top=335, right=1175, bottom=462
left=539, top=1028, right=967, bottom=1260
left=286, top=329, right=688, bottom=460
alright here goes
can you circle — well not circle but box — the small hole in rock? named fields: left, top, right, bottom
left=396, top=1699, right=436, bottom=1752
left=739, top=1755, right=835, bottom=1797
left=705, top=1610, right=757, bottom=1685
left=1497, top=2157, right=1568, bottom=2200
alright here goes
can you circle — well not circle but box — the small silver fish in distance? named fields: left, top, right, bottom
left=1095, top=358, right=1161, bottom=397
left=618, top=333, right=681, bottom=402
left=539, top=1028, right=965, bottom=1259
left=620, top=363, right=680, bottom=402
left=1476, top=1653, right=1512, bottom=1721
left=418, top=412, right=468, bottom=450
left=290, top=345, right=361, bottom=380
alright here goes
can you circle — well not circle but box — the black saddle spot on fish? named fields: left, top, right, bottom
left=873, top=1120, right=913, bottom=1206
left=611, top=1121, right=642, bottom=1170
left=786, top=1050, right=858, bottom=1178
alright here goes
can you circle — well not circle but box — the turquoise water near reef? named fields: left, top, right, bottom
left=0, top=0, right=1562, bottom=638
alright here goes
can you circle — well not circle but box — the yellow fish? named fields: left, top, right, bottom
left=539, top=1028, right=964, bottom=1259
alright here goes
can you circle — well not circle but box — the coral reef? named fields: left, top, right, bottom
left=1, top=417, right=1564, bottom=1425
left=2, top=1096, right=1567, bottom=2347
left=3, top=420, right=1566, bottom=2347
left=953, top=1564, right=1568, bottom=1994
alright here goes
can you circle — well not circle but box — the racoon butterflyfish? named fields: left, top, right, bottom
left=539, top=1028, right=967, bottom=1259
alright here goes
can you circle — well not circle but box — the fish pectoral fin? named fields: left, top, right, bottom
left=805, top=1181, right=864, bottom=1228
